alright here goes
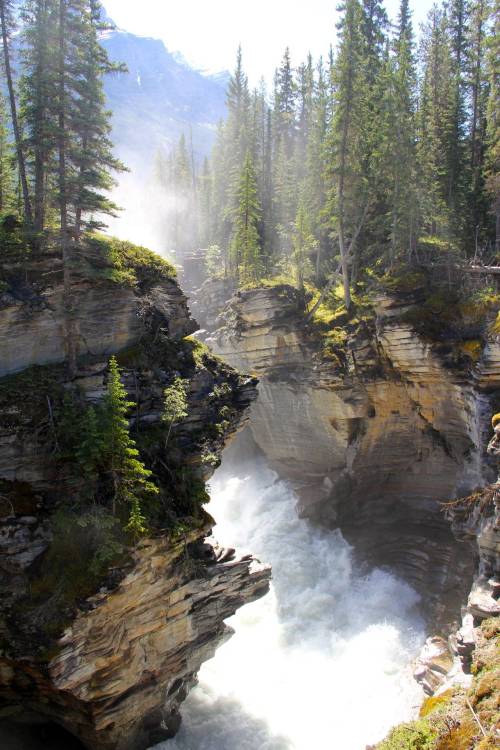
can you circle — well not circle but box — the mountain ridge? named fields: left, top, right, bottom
left=102, top=28, right=228, bottom=172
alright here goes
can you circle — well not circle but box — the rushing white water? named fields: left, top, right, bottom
left=157, top=453, right=425, bottom=750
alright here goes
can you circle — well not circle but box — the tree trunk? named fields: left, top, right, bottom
left=0, top=0, right=33, bottom=224
left=58, top=0, right=77, bottom=377
left=34, top=0, right=47, bottom=236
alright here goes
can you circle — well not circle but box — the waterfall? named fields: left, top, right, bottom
left=157, top=449, right=425, bottom=750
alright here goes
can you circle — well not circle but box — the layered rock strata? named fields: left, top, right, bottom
left=209, top=284, right=500, bottom=621
left=0, top=530, right=269, bottom=750
left=0, top=247, right=271, bottom=749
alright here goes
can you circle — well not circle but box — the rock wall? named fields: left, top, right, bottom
left=0, top=249, right=195, bottom=378
left=0, top=252, right=271, bottom=749
left=209, top=285, right=500, bottom=622
left=0, top=528, right=269, bottom=750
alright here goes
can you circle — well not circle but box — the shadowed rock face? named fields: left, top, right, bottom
left=0, top=260, right=270, bottom=749
left=208, top=285, right=500, bottom=623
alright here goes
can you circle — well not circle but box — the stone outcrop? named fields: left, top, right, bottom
left=207, top=284, right=500, bottom=622
left=0, top=529, right=269, bottom=750
left=0, top=246, right=195, bottom=378
left=0, top=246, right=271, bottom=749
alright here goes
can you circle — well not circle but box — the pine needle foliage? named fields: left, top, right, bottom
left=101, top=356, right=158, bottom=536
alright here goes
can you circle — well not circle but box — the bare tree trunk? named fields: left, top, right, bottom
left=0, top=0, right=33, bottom=224
left=33, top=0, right=48, bottom=238
left=306, top=203, right=369, bottom=322
left=58, top=0, right=77, bottom=377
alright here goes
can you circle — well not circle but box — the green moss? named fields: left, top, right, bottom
left=84, top=233, right=177, bottom=287
left=240, top=273, right=298, bottom=290
left=184, top=336, right=212, bottom=368
left=376, top=720, right=438, bottom=750
left=379, top=266, right=428, bottom=294
left=420, top=690, right=454, bottom=718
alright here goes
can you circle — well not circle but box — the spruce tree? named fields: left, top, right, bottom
left=0, top=92, right=15, bottom=214
left=323, top=0, right=370, bottom=309
left=230, top=151, right=263, bottom=283
left=417, top=5, right=456, bottom=243
left=291, top=197, right=316, bottom=290
left=390, top=0, right=418, bottom=260
left=71, top=0, right=125, bottom=238
left=20, top=0, right=58, bottom=236
left=102, top=357, right=158, bottom=535
left=467, top=0, right=491, bottom=248
left=484, top=0, right=499, bottom=251
left=0, top=0, right=33, bottom=224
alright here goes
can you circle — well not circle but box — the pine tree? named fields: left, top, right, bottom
left=198, top=156, right=212, bottom=247
left=0, top=0, right=33, bottom=224
left=71, top=0, right=126, bottom=239
left=226, top=46, right=251, bottom=186
left=484, top=0, right=499, bottom=251
left=20, top=0, right=58, bottom=236
left=467, top=0, right=491, bottom=249
left=230, top=151, right=263, bottom=282
left=291, top=197, right=316, bottom=290
left=0, top=92, right=15, bottom=214
left=390, top=0, right=418, bottom=260
left=306, top=57, right=329, bottom=280
left=272, top=48, right=297, bottom=252
left=102, top=357, right=158, bottom=535
left=417, top=5, right=456, bottom=243
left=323, top=0, right=370, bottom=309
left=162, top=377, right=188, bottom=448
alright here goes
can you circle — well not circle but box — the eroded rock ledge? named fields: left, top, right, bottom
left=206, top=283, right=500, bottom=623
left=1, top=530, right=269, bottom=750
left=0, top=243, right=271, bottom=749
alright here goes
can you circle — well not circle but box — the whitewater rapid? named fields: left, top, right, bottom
left=157, top=452, right=425, bottom=750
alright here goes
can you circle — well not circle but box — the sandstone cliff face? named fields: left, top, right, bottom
left=0, top=530, right=269, bottom=750
left=0, top=247, right=271, bottom=749
left=0, top=246, right=195, bottom=378
left=208, top=284, right=500, bottom=622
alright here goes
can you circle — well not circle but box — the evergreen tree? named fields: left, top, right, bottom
left=102, top=357, right=158, bottom=535
left=484, top=0, right=499, bottom=251
left=417, top=5, right=456, bottom=243
left=0, top=0, right=33, bottom=223
left=272, top=48, right=297, bottom=249
left=20, top=0, right=57, bottom=235
left=390, top=0, right=418, bottom=260
left=306, top=57, right=329, bottom=280
left=230, top=151, right=263, bottom=282
left=225, top=46, right=251, bottom=191
left=0, top=92, right=15, bottom=213
left=323, top=0, right=371, bottom=308
left=467, top=0, right=491, bottom=247
left=71, top=0, right=125, bottom=238
left=162, top=377, right=188, bottom=448
left=446, top=0, right=470, bottom=223
left=291, top=197, right=316, bottom=290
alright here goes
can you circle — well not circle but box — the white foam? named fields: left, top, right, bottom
left=156, top=457, right=425, bottom=750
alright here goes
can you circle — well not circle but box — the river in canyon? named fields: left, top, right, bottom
left=157, top=442, right=426, bottom=750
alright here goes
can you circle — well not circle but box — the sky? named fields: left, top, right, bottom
left=104, top=0, right=435, bottom=86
